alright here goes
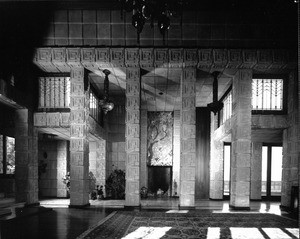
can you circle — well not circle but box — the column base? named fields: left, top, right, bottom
left=69, top=203, right=90, bottom=209
left=229, top=205, right=250, bottom=211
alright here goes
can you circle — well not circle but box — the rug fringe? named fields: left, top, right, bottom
left=76, top=211, right=117, bottom=239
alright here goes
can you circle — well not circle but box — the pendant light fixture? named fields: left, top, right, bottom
left=99, top=69, right=114, bottom=114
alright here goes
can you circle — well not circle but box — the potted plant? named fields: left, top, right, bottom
left=62, top=172, right=70, bottom=197
left=105, top=169, right=125, bottom=199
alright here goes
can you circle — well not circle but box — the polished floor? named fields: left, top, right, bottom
left=0, top=198, right=298, bottom=239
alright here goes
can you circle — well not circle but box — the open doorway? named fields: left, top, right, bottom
left=261, top=144, right=282, bottom=200
left=223, top=143, right=231, bottom=198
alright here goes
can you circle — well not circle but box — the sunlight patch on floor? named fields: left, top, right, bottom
left=166, top=210, right=188, bottom=213
left=262, top=228, right=292, bottom=239
left=122, top=227, right=171, bottom=239
left=285, top=228, right=299, bottom=238
left=207, top=227, right=220, bottom=239
left=230, top=227, right=265, bottom=239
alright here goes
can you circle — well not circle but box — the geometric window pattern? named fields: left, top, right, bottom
left=220, top=91, right=232, bottom=125
left=252, top=78, right=283, bottom=111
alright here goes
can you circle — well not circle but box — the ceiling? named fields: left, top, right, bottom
left=89, top=66, right=232, bottom=111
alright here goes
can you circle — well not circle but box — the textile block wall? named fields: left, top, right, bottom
left=38, top=139, right=68, bottom=197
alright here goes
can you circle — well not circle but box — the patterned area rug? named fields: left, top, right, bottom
left=77, top=210, right=299, bottom=239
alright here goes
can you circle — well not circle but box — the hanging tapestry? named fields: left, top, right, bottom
left=147, top=112, right=173, bottom=166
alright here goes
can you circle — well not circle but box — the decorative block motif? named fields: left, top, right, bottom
left=182, top=125, right=196, bottom=138
left=181, top=153, right=196, bottom=167
left=110, top=48, right=125, bottom=67
left=270, top=50, right=286, bottom=69
left=126, top=110, right=140, bottom=123
left=184, top=49, right=197, bottom=67
left=46, top=113, right=60, bottom=127
left=169, top=48, right=183, bottom=67
left=70, top=124, right=87, bottom=137
left=126, top=82, right=140, bottom=96
left=126, top=138, right=140, bottom=152
left=181, top=139, right=196, bottom=153
left=36, top=48, right=52, bottom=62
left=71, top=81, right=85, bottom=96
left=127, top=153, right=140, bottom=166
left=182, top=82, right=195, bottom=96
left=126, top=96, right=140, bottom=109
left=154, top=48, right=168, bottom=67
left=182, top=97, right=195, bottom=109
left=254, top=50, right=272, bottom=70
left=212, top=49, right=228, bottom=68
left=126, top=124, right=140, bottom=138
left=70, top=138, right=86, bottom=151
left=126, top=166, right=139, bottom=180
left=81, top=48, right=95, bottom=62
left=81, top=48, right=97, bottom=69
left=52, top=48, right=66, bottom=62
left=70, top=110, right=86, bottom=123
left=52, top=48, right=70, bottom=72
left=182, top=110, right=196, bottom=124
left=227, top=49, right=242, bottom=68
left=96, top=48, right=111, bottom=68
left=126, top=68, right=140, bottom=81
left=183, top=68, right=196, bottom=82
left=70, top=96, right=86, bottom=109
left=125, top=48, right=139, bottom=67
left=67, top=48, right=82, bottom=68
left=198, top=49, right=212, bottom=68
left=241, top=50, right=257, bottom=68
left=140, top=48, right=154, bottom=68
left=34, top=113, right=47, bottom=127
left=70, top=67, right=84, bottom=80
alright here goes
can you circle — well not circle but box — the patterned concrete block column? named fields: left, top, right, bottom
left=281, top=70, right=299, bottom=207
left=250, top=142, right=262, bottom=200
left=125, top=67, right=141, bottom=207
left=172, top=110, right=180, bottom=196
left=97, top=140, right=106, bottom=192
left=140, top=110, right=147, bottom=189
left=69, top=67, right=90, bottom=207
left=180, top=68, right=196, bottom=208
left=15, top=109, right=39, bottom=205
left=230, top=70, right=252, bottom=209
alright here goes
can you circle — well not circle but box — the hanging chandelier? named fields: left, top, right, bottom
left=99, top=69, right=114, bottom=114
left=207, top=71, right=224, bottom=115
left=118, top=0, right=188, bottom=44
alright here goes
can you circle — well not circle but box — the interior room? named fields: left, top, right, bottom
left=0, top=0, right=298, bottom=238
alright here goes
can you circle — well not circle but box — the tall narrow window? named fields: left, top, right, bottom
left=223, top=144, right=231, bottom=196
left=261, top=145, right=282, bottom=198
left=252, top=78, right=283, bottom=111
left=0, top=135, right=15, bottom=175
left=6, top=137, right=15, bottom=174
left=220, top=91, right=232, bottom=125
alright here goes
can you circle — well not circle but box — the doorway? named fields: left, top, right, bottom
left=261, top=144, right=282, bottom=199
left=223, top=143, right=231, bottom=197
